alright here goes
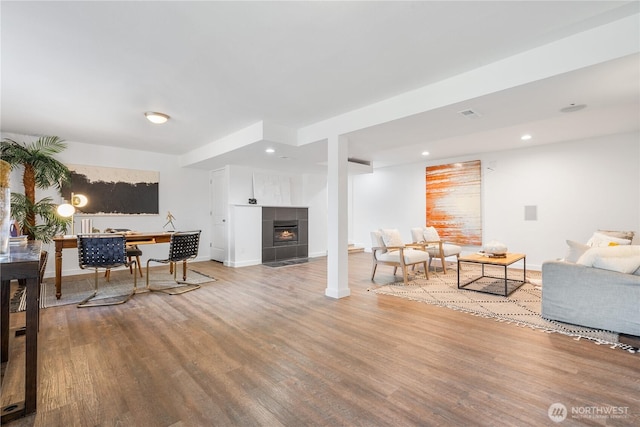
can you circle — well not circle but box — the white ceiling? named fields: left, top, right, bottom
left=2, top=1, right=639, bottom=173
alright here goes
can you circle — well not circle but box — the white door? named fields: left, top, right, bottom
left=210, top=168, right=228, bottom=262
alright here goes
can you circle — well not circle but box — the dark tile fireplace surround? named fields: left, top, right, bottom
left=262, top=207, right=308, bottom=263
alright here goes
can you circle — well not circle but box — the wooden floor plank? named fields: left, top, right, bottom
left=2, top=252, right=639, bottom=426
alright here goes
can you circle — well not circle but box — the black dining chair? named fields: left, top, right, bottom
left=77, top=234, right=138, bottom=307
left=104, top=229, right=144, bottom=281
left=146, top=230, right=201, bottom=295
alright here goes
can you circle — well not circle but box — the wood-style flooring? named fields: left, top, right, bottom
left=2, top=252, right=639, bottom=426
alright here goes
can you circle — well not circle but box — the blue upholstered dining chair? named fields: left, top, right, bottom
left=146, top=230, right=201, bottom=295
left=76, top=234, right=138, bottom=307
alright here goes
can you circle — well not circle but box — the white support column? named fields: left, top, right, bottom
left=325, top=134, right=350, bottom=299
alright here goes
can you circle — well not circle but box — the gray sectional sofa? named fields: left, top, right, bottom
left=541, top=260, right=640, bottom=336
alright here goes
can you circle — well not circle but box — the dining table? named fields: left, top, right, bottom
left=52, top=231, right=185, bottom=299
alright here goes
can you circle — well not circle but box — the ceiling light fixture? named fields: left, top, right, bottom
left=265, top=148, right=275, bottom=153
left=421, top=151, right=430, bottom=156
left=144, top=111, right=170, bottom=124
left=521, top=134, right=532, bottom=141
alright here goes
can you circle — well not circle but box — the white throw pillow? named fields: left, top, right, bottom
left=586, top=232, right=632, bottom=247
left=422, top=226, right=440, bottom=242
left=380, top=229, right=405, bottom=248
left=577, top=245, right=640, bottom=274
left=565, top=240, right=590, bottom=263
left=410, top=228, right=425, bottom=243
left=596, top=229, right=635, bottom=242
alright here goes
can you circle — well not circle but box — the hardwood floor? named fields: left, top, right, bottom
left=2, top=252, right=639, bottom=426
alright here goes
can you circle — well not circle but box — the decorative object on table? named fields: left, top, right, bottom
left=56, top=192, right=89, bottom=235
left=248, top=198, right=257, bottom=204
left=163, top=211, right=176, bottom=230
left=80, top=218, right=93, bottom=234
left=426, top=160, right=482, bottom=246
left=10, top=220, right=20, bottom=237
left=482, top=240, right=508, bottom=256
left=146, top=230, right=202, bottom=294
left=61, top=164, right=159, bottom=215
left=0, top=159, right=11, bottom=258
left=0, top=136, right=71, bottom=242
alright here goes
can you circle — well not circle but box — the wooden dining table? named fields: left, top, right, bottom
left=53, top=232, right=184, bottom=300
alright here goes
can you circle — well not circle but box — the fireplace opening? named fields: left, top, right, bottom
left=273, top=220, right=298, bottom=245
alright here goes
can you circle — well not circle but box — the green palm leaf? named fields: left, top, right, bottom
left=1, top=136, right=71, bottom=240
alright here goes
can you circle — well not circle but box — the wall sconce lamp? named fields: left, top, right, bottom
left=57, top=192, right=88, bottom=234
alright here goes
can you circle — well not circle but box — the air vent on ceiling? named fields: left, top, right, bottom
left=348, top=157, right=371, bottom=166
left=458, top=108, right=482, bottom=119
left=560, top=103, right=587, bottom=113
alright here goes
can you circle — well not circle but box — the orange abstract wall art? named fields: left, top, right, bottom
left=426, top=160, right=482, bottom=246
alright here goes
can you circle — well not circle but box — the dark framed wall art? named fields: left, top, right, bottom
left=62, top=164, right=159, bottom=215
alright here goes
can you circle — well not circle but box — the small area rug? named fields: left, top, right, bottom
left=15, top=269, right=216, bottom=310
left=371, top=265, right=636, bottom=352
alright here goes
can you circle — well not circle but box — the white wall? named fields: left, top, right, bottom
left=351, top=132, right=640, bottom=270
left=227, top=165, right=305, bottom=206
left=226, top=164, right=329, bottom=259
left=3, top=133, right=211, bottom=277
left=8, top=131, right=637, bottom=276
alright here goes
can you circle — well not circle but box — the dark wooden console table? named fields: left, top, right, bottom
left=1, top=241, right=42, bottom=423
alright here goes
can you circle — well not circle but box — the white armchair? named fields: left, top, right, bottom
left=410, top=226, right=462, bottom=274
left=371, top=229, right=429, bottom=285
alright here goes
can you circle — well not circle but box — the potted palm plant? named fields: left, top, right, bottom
left=0, top=136, right=71, bottom=242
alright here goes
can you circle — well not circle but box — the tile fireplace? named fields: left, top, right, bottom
left=262, top=207, right=308, bottom=263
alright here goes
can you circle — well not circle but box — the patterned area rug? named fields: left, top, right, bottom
left=15, top=269, right=216, bottom=310
left=372, top=265, right=636, bottom=352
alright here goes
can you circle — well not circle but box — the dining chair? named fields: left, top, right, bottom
left=77, top=234, right=138, bottom=307
left=146, top=230, right=201, bottom=295
left=104, top=229, right=144, bottom=281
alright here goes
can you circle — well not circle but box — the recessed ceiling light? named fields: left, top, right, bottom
left=144, top=111, right=170, bottom=124
left=421, top=151, right=430, bottom=156
left=265, top=148, right=275, bottom=153
left=521, top=134, right=532, bottom=141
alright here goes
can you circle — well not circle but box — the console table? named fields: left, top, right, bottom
left=1, top=241, right=42, bottom=423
